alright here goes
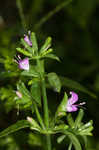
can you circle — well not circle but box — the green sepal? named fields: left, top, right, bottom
left=56, top=92, right=68, bottom=117
left=47, top=72, right=61, bottom=92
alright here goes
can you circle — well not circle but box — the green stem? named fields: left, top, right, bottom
left=41, top=78, right=49, bottom=128
left=37, top=59, right=52, bottom=150
left=68, top=142, right=72, bottom=150
left=33, top=102, right=45, bottom=129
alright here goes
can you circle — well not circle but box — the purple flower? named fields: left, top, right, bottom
left=24, top=31, right=32, bottom=46
left=16, top=91, right=22, bottom=98
left=66, top=91, right=85, bottom=112
left=18, top=57, right=29, bottom=70
left=14, top=55, right=29, bottom=71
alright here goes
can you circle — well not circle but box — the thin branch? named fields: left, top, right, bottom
left=34, top=0, right=72, bottom=30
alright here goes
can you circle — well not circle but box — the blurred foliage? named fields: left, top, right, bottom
left=0, top=0, right=99, bottom=149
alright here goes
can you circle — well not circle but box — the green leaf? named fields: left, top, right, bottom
left=74, top=109, right=84, bottom=128
left=0, top=120, right=30, bottom=138
left=43, top=54, right=60, bottom=61
left=16, top=48, right=32, bottom=57
left=40, top=48, right=53, bottom=56
left=56, top=92, right=68, bottom=117
left=79, top=120, right=93, bottom=130
left=31, top=81, right=41, bottom=106
left=16, top=82, right=31, bottom=105
left=63, top=131, right=82, bottom=150
left=21, top=66, right=39, bottom=77
left=67, top=114, right=75, bottom=128
left=20, top=38, right=32, bottom=53
left=54, top=124, right=68, bottom=132
left=31, top=32, right=38, bottom=54
left=78, top=120, right=93, bottom=136
left=57, top=135, right=66, bottom=144
left=40, top=37, right=52, bottom=54
left=60, top=76, right=97, bottom=98
left=47, top=72, right=61, bottom=92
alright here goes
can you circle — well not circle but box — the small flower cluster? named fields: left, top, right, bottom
left=14, top=32, right=32, bottom=71
left=15, top=32, right=85, bottom=113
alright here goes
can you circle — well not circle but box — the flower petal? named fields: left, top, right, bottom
left=24, top=35, right=32, bottom=46
left=19, top=58, right=29, bottom=70
left=68, top=91, right=78, bottom=105
left=66, top=104, right=78, bottom=112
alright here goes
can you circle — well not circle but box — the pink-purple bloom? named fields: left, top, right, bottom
left=66, top=91, right=85, bottom=112
left=18, top=57, right=29, bottom=70
left=15, top=55, right=29, bottom=71
left=24, top=32, right=32, bottom=46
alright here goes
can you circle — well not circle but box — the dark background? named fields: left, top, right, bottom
left=0, top=0, right=99, bottom=149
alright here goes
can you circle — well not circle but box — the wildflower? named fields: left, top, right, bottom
left=24, top=31, right=32, bottom=46
left=16, top=91, right=22, bottom=98
left=14, top=55, right=29, bottom=71
left=66, top=91, right=85, bottom=112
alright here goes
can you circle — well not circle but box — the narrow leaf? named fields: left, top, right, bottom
left=57, top=135, right=66, bottom=144
left=63, top=131, right=82, bottom=150
left=47, top=72, right=61, bottom=92
left=16, top=48, right=32, bottom=57
left=67, top=114, right=75, bottom=128
left=60, top=76, right=96, bottom=98
left=40, top=37, right=52, bottom=54
left=40, top=48, right=53, bottom=56
left=44, top=54, right=60, bottom=61
left=0, top=120, right=30, bottom=138
left=31, top=32, right=38, bottom=54
left=74, top=109, right=84, bottom=128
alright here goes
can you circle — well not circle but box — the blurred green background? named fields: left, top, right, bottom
left=0, top=0, right=99, bottom=149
